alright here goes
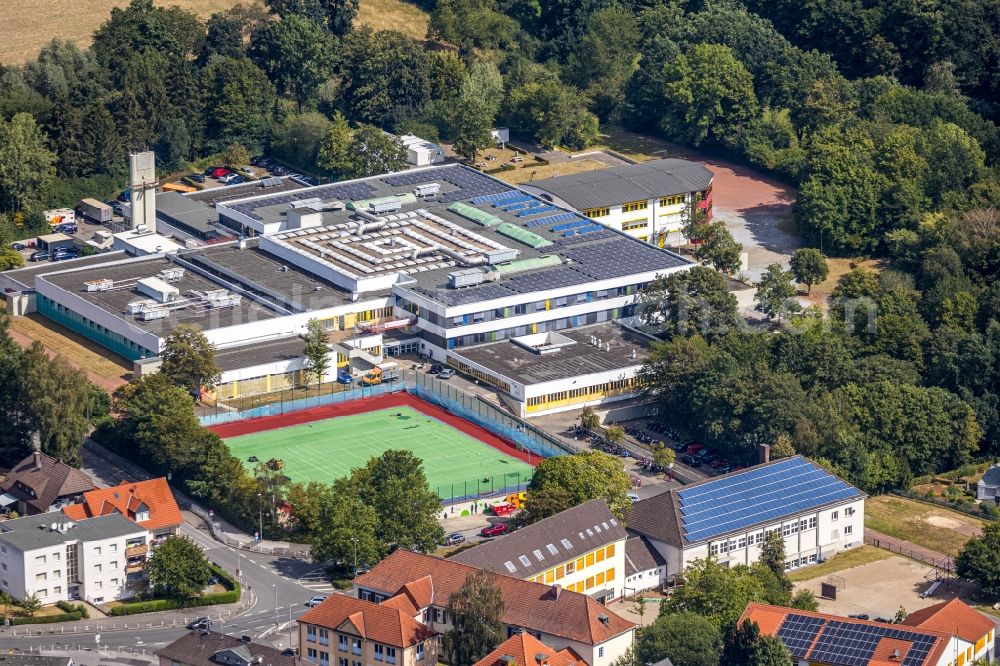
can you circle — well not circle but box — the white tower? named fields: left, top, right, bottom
left=128, top=151, right=158, bottom=234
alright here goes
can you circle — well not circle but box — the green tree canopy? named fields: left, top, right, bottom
left=638, top=611, right=722, bottom=666
left=159, top=324, right=221, bottom=396
left=443, top=571, right=505, bottom=666
left=249, top=15, right=336, bottom=111
left=0, top=113, right=56, bottom=213
left=146, top=536, right=212, bottom=599
left=638, top=266, right=740, bottom=341
left=524, top=450, right=632, bottom=522
left=755, top=263, right=800, bottom=321
left=789, top=248, right=829, bottom=293
left=302, top=318, right=331, bottom=390
left=20, top=342, right=92, bottom=467
left=663, top=558, right=766, bottom=631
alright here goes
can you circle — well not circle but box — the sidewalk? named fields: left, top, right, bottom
left=864, top=528, right=952, bottom=566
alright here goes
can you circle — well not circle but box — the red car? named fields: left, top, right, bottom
left=209, top=167, right=231, bottom=178
left=481, top=523, right=507, bottom=537
left=685, top=443, right=705, bottom=455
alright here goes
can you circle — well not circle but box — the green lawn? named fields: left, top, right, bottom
left=788, top=546, right=892, bottom=582
left=224, top=406, right=534, bottom=499
left=865, top=495, right=984, bottom=557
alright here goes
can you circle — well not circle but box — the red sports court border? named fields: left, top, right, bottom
left=207, top=392, right=537, bottom=466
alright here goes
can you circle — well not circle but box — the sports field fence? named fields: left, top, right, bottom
left=201, top=371, right=575, bottom=505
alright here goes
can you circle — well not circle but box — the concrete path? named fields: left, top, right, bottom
left=864, top=528, right=952, bottom=566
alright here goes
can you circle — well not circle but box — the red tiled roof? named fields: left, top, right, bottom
left=300, top=594, right=437, bottom=648
left=740, top=603, right=952, bottom=666
left=901, top=598, right=996, bottom=645
left=62, top=478, right=182, bottom=531
left=355, top=550, right=634, bottom=646
left=474, top=632, right=579, bottom=666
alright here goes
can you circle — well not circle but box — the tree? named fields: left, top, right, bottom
left=159, top=324, right=221, bottom=397
left=789, top=248, right=829, bottom=294
left=20, top=594, right=41, bottom=617
left=659, top=44, right=758, bottom=147
left=565, top=5, right=640, bottom=119
left=605, top=424, right=625, bottom=444
left=893, top=605, right=908, bottom=623
left=146, top=536, right=212, bottom=599
left=770, top=434, right=796, bottom=459
left=201, top=56, right=278, bottom=152
left=272, top=112, right=332, bottom=170
left=791, top=588, right=819, bottom=611
left=579, top=405, right=600, bottom=431
left=524, top=450, right=632, bottom=521
left=638, top=266, right=740, bottom=341
left=302, top=318, right=331, bottom=392
left=317, top=112, right=354, bottom=178
left=350, top=450, right=445, bottom=554
left=752, top=636, right=793, bottom=666
left=0, top=113, right=56, bottom=213
left=224, top=142, right=250, bottom=169
left=653, top=443, right=676, bottom=471
left=0, top=590, right=12, bottom=619
left=427, top=0, right=520, bottom=53
left=451, top=63, right=503, bottom=163
left=505, top=79, right=599, bottom=150
left=957, top=521, right=1000, bottom=597
left=755, top=263, right=800, bottom=321
left=249, top=15, right=336, bottom=111
left=637, top=612, right=722, bottom=666
left=349, top=125, right=408, bottom=178
left=663, top=558, right=766, bottom=630
left=306, top=479, right=382, bottom=570
left=324, top=0, right=359, bottom=36
left=689, top=220, right=743, bottom=274
left=443, top=571, right=504, bottom=666
left=0, top=245, right=24, bottom=271
left=20, top=343, right=92, bottom=467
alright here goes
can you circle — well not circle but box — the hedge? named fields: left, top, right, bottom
left=56, top=600, right=89, bottom=619
left=109, top=565, right=241, bottom=616
left=13, top=611, right=84, bottom=625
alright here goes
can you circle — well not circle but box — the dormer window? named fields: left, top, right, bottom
left=136, top=509, right=150, bottom=522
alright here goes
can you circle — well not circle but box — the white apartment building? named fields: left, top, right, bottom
left=521, top=159, right=714, bottom=248
left=625, top=455, right=866, bottom=584
left=0, top=513, right=148, bottom=604
left=451, top=499, right=628, bottom=604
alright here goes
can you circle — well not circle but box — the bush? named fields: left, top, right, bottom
left=55, top=600, right=89, bottom=619
left=333, top=579, right=353, bottom=590
left=13, top=611, right=84, bottom=625
left=110, top=565, right=240, bottom=615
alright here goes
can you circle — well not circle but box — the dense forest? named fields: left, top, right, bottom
left=0, top=0, right=998, bottom=490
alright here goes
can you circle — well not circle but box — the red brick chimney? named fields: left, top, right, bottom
left=33, top=451, right=42, bottom=470
left=758, top=444, right=771, bottom=465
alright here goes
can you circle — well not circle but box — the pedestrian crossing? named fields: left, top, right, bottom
left=298, top=569, right=335, bottom=594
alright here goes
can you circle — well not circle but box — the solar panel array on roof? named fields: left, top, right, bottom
left=226, top=182, right=377, bottom=220
left=490, top=194, right=532, bottom=208
left=563, top=223, right=604, bottom=237
left=503, top=265, right=588, bottom=293
left=676, top=457, right=861, bottom=542
left=411, top=281, right=515, bottom=306
left=383, top=166, right=510, bottom=203
left=777, top=615, right=825, bottom=658
left=808, top=620, right=937, bottom=666
left=557, top=228, right=616, bottom=245
left=562, top=238, right=686, bottom=280
left=471, top=191, right=522, bottom=205
left=549, top=218, right=589, bottom=232
left=517, top=204, right=559, bottom=218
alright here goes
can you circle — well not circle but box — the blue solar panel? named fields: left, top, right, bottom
left=677, top=457, right=860, bottom=542
left=551, top=219, right=589, bottom=232
left=806, top=620, right=938, bottom=666
left=472, top=191, right=523, bottom=205
left=489, top=194, right=531, bottom=208
left=523, top=217, right=554, bottom=228
left=517, top=205, right=559, bottom=217
left=777, top=615, right=825, bottom=659
left=497, top=200, right=535, bottom=212
left=572, top=223, right=605, bottom=234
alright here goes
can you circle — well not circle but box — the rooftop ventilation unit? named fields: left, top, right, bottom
left=290, top=197, right=323, bottom=210
left=414, top=183, right=441, bottom=198
left=449, top=268, right=486, bottom=288
left=137, top=276, right=180, bottom=303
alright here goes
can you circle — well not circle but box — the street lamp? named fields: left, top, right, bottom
left=273, top=584, right=278, bottom=626
left=257, top=493, right=263, bottom=541
left=351, top=537, right=358, bottom=579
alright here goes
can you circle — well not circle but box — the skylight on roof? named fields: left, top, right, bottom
left=586, top=528, right=594, bottom=536
left=504, top=561, right=517, bottom=573
left=533, top=549, right=544, bottom=561
left=546, top=544, right=559, bottom=556
left=602, top=522, right=610, bottom=530
left=610, top=519, right=618, bottom=526
left=561, top=539, right=573, bottom=549
left=578, top=532, right=585, bottom=539
left=519, top=555, right=531, bottom=567
left=594, top=525, right=602, bottom=533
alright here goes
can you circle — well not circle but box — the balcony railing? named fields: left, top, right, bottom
left=125, top=544, right=148, bottom=558
left=125, top=563, right=145, bottom=574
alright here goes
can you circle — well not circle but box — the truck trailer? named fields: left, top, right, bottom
left=78, top=198, right=113, bottom=224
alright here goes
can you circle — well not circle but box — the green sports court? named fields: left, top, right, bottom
left=216, top=395, right=536, bottom=499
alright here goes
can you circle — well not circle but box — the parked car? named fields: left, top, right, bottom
left=305, top=595, right=328, bottom=608
left=427, top=364, right=444, bottom=375
left=228, top=175, right=248, bottom=185
left=717, top=462, right=733, bottom=473
left=51, top=248, right=80, bottom=261
left=300, top=176, right=319, bottom=186
left=443, top=533, right=466, bottom=546
left=241, top=166, right=254, bottom=175
left=209, top=167, right=231, bottom=179
left=55, top=223, right=78, bottom=234
left=10, top=242, right=27, bottom=251
left=681, top=454, right=700, bottom=467
left=709, top=457, right=728, bottom=469
left=219, top=173, right=239, bottom=185
left=336, top=369, right=353, bottom=385
left=490, top=502, right=517, bottom=517
left=29, top=250, right=49, bottom=262
left=188, top=173, right=206, bottom=183
left=627, top=492, right=641, bottom=502
left=270, top=165, right=287, bottom=176
left=684, top=442, right=705, bottom=454
left=481, top=523, right=507, bottom=537
left=437, top=369, right=456, bottom=379
left=187, top=617, right=211, bottom=630
left=695, top=447, right=717, bottom=461
left=109, top=201, right=126, bottom=216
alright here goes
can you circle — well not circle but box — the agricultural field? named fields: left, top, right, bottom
left=0, top=0, right=428, bottom=65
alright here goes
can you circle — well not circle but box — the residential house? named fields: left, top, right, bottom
left=520, top=159, right=714, bottom=248
left=622, top=536, right=666, bottom=597
left=0, top=512, right=148, bottom=604
left=741, top=601, right=989, bottom=666
left=625, top=456, right=866, bottom=581
left=63, top=477, right=183, bottom=538
left=353, top=550, right=635, bottom=666
left=473, top=632, right=579, bottom=666
left=0, top=451, right=96, bottom=516
left=298, top=592, right=438, bottom=666
left=157, top=631, right=305, bottom=666
left=902, top=598, right=996, bottom=664
left=976, top=465, right=1000, bottom=501
left=451, top=499, right=627, bottom=603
